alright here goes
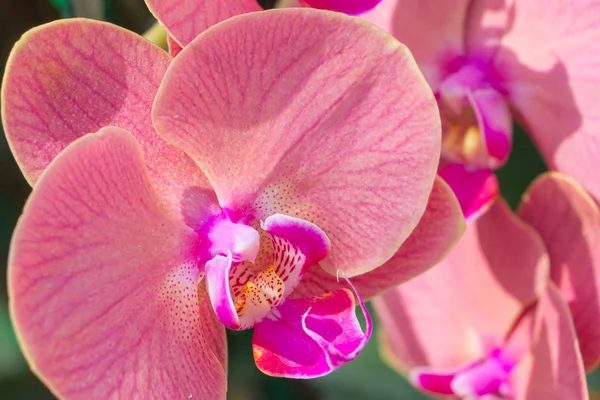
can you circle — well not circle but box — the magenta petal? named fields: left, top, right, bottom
left=411, top=368, right=457, bottom=395
left=259, top=213, right=330, bottom=300
left=511, top=284, right=588, bottom=400
left=1, top=19, right=215, bottom=222
left=145, top=0, right=261, bottom=47
left=153, top=9, right=442, bottom=277
left=438, top=163, right=499, bottom=221
left=294, top=176, right=464, bottom=299
left=303, top=0, right=383, bottom=15
left=253, top=286, right=371, bottom=378
left=8, top=127, right=226, bottom=398
left=205, top=252, right=241, bottom=330
left=519, top=172, right=600, bottom=370
left=262, top=213, right=329, bottom=266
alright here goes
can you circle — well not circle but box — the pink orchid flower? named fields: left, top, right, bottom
left=357, top=0, right=600, bottom=220
left=374, top=173, right=600, bottom=399
left=2, top=9, right=464, bottom=399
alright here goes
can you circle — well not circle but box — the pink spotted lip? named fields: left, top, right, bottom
left=203, top=212, right=372, bottom=378
left=204, top=213, right=330, bottom=331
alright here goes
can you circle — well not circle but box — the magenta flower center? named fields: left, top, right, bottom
left=204, top=212, right=330, bottom=330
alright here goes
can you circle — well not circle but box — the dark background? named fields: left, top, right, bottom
left=0, top=1, right=598, bottom=399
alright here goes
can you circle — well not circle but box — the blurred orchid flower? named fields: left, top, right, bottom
left=3, top=9, right=464, bottom=399
left=518, top=173, right=600, bottom=371
left=374, top=173, right=600, bottom=399
left=359, top=0, right=600, bottom=219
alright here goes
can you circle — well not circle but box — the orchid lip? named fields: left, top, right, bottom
left=205, top=213, right=331, bottom=330
left=252, top=269, right=373, bottom=378
left=412, top=348, right=515, bottom=398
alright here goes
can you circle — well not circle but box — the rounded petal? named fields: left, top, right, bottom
left=145, top=0, right=261, bottom=47
left=511, top=284, right=588, bottom=400
left=361, top=0, right=471, bottom=88
left=468, top=0, right=600, bottom=203
left=519, top=172, right=600, bottom=370
left=9, top=127, right=226, bottom=399
left=373, top=198, right=549, bottom=370
left=1, top=19, right=216, bottom=223
left=153, top=8, right=441, bottom=277
left=294, top=176, right=465, bottom=299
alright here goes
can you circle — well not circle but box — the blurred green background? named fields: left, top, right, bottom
left=0, top=1, right=598, bottom=399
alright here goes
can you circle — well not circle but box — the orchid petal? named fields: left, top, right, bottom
left=261, top=213, right=329, bottom=298
left=144, top=0, right=261, bottom=48
left=153, top=9, right=441, bottom=277
left=294, top=176, right=464, bottom=299
left=361, top=0, right=471, bottom=88
left=252, top=285, right=371, bottom=378
left=410, top=368, right=457, bottom=395
left=470, top=88, right=513, bottom=165
left=374, top=198, right=548, bottom=370
left=438, top=164, right=499, bottom=221
left=1, top=19, right=216, bottom=224
left=205, top=252, right=241, bottom=330
left=302, top=0, right=383, bottom=15
left=511, top=284, right=588, bottom=400
left=519, top=172, right=600, bottom=370
left=8, top=127, right=226, bottom=399
left=468, top=0, right=600, bottom=203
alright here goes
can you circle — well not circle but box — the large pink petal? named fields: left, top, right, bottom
left=294, top=176, right=464, bottom=299
left=145, top=0, right=261, bottom=48
left=8, top=127, right=226, bottom=399
left=361, top=0, right=471, bottom=88
left=373, top=198, right=549, bottom=370
left=519, top=172, right=600, bottom=370
left=153, top=9, right=442, bottom=277
left=1, top=19, right=216, bottom=223
left=467, top=0, right=600, bottom=203
left=253, top=287, right=370, bottom=378
left=511, top=284, right=588, bottom=400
